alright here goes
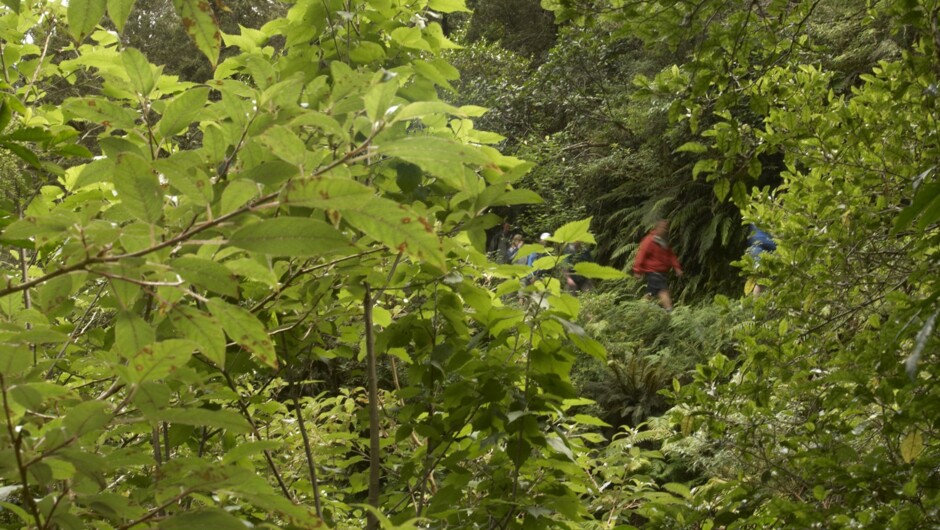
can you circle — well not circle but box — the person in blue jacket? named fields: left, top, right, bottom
left=747, top=224, right=776, bottom=295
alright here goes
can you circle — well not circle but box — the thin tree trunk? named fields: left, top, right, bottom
left=364, top=284, right=381, bottom=530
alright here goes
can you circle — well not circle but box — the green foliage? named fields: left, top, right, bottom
left=574, top=294, right=739, bottom=428
left=0, top=1, right=615, bottom=529
left=535, top=0, right=940, bottom=527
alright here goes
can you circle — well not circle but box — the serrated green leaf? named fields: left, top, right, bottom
left=63, top=400, right=111, bottom=437
left=390, top=26, right=430, bottom=51
left=114, top=311, right=155, bottom=357
left=121, top=47, right=155, bottom=96
left=377, top=136, right=490, bottom=190
left=2, top=141, right=40, bottom=168
left=132, top=382, right=171, bottom=416
left=901, top=430, right=924, bottom=463
left=228, top=216, right=355, bottom=257
left=663, top=482, right=692, bottom=499
left=364, top=80, right=398, bottom=122
left=570, top=334, right=605, bottom=361
left=172, top=0, right=221, bottom=68
left=157, top=407, right=250, bottom=434
left=125, top=339, right=195, bottom=383
left=221, top=440, right=284, bottom=465
left=549, top=217, right=596, bottom=245
left=168, top=305, right=226, bottom=367
left=391, top=101, right=463, bottom=123
left=62, top=97, right=139, bottom=131
left=428, top=0, right=470, bottom=13
left=714, top=178, right=730, bottom=201
left=159, top=508, right=248, bottom=530
left=289, top=111, right=348, bottom=142
left=348, top=41, right=386, bottom=64
left=488, top=189, right=543, bottom=207
left=675, top=141, right=707, bottom=154
left=283, top=176, right=374, bottom=210
left=113, top=153, right=163, bottom=224
left=342, top=197, right=446, bottom=270
left=692, top=158, right=716, bottom=180
left=206, top=298, right=277, bottom=369
left=157, top=87, right=210, bottom=138
left=107, top=0, right=135, bottom=32
left=573, top=262, right=625, bottom=280
left=256, top=125, right=308, bottom=166
left=170, top=256, right=240, bottom=298
left=154, top=152, right=213, bottom=205
left=571, top=414, right=611, bottom=427
left=67, top=0, right=107, bottom=42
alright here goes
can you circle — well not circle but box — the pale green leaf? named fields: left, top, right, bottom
left=125, top=339, right=196, bottom=383
left=364, top=80, right=398, bottom=122
left=107, top=0, right=135, bottom=32
left=901, top=430, right=924, bottom=463
left=170, top=256, right=240, bottom=298
left=391, top=101, right=463, bottom=122
left=171, top=0, right=221, bottom=68
left=377, top=136, right=490, bottom=190
left=159, top=509, right=248, bottom=530
left=256, top=125, right=307, bottom=166
left=113, top=153, right=163, bottom=224
left=158, top=87, right=210, bottom=138
left=549, top=218, right=596, bottom=245
left=573, top=262, right=625, bottom=280
left=428, top=0, right=470, bottom=12
left=221, top=440, right=284, bottom=465
left=228, top=217, right=356, bottom=257
left=121, top=47, right=155, bottom=96
left=282, top=176, right=374, bottom=210
left=67, top=0, right=107, bottom=42
left=390, top=26, right=430, bottom=51
left=114, top=311, right=155, bottom=357
left=675, top=141, right=707, bottom=154
left=157, top=407, right=250, bottom=434
left=62, top=97, right=139, bottom=130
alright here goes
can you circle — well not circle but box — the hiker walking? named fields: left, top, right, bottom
left=746, top=224, right=776, bottom=296
left=633, top=219, right=683, bottom=311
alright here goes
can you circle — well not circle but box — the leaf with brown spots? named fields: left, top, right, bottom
left=206, top=298, right=278, bottom=369
left=124, top=339, right=197, bottom=384
left=172, top=0, right=221, bottom=68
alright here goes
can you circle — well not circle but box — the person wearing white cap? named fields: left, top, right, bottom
left=524, top=232, right=554, bottom=284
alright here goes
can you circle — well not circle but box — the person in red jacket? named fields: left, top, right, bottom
left=633, top=219, right=683, bottom=310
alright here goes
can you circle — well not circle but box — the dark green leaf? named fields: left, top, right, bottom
left=206, top=298, right=277, bottom=369
left=63, top=401, right=111, bottom=437
left=168, top=305, right=227, bottom=367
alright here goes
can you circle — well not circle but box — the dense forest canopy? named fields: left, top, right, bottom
left=0, top=0, right=936, bottom=529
